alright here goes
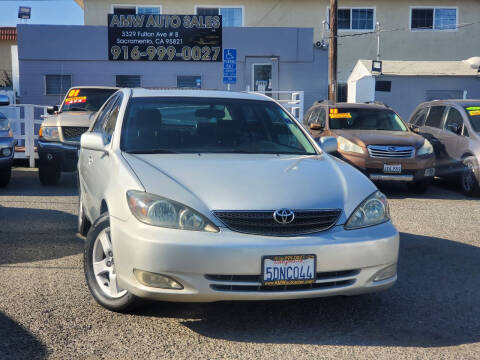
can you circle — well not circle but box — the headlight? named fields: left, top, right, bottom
left=417, top=139, right=433, bottom=156
left=345, top=191, right=390, bottom=230
left=39, top=126, right=60, bottom=141
left=126, top=190, right=219, bottom=232
left=1, top=148, right=12, bottom=157
left=337, top=136, right=364, bottom=154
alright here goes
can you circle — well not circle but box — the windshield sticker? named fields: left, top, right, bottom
left=68, top=89, right=80, bottom=97
left=466, top=106, right=480, bottom=111
left=65, top=96, right=87, bottom=105
left=329, top=113, right=352, bottom=119
left=469, top=110, right=480, bottom=116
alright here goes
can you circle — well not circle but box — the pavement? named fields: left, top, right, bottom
left=0, top=168, right=479, bottom=360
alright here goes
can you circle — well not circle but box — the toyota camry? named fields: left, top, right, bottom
left=78, top=89, right=399, bottom=312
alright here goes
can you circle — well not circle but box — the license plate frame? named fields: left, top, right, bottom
left=262, top=254, right=316, bottom=286
left=383, top=164, right=402, bottom=173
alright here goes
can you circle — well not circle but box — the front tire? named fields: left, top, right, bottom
left=460, top=157, right=480, bottom=197
left=0, top=167, right=11, bottom=187
left=38, top=162, right=60, bottom=186
left=84, top=213, right=139, bottom=312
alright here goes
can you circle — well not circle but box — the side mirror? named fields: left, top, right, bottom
left=0, top=94, right=10, bottom=106
left=318, top=136, right=338, bottom=154
left=47, top=105, right=59, bottom=115
left=309, top=123, right=323, bottom=131
left=447, top=123, right=461, bottom=135
left=80, top=132, right=106, bottom=152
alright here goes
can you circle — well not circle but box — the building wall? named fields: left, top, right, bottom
left=80, top=0, right=480, bottom=82
left=374, top=76, right=480, bottom=120
left=0, top=40, right=15, bottom=82
left=17, top=25, right=328, bottom=109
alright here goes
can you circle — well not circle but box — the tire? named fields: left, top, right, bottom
left=407, top=180, right=428, bottom=194
left=84, top=213, right=139, bottom=312
left=0, top=167, right=11, bottom=187
left=78, top=194, right=90, bottom=236
left=460, top=157, right=480, bottom=197
left=38, top=163, right=60, bottom=186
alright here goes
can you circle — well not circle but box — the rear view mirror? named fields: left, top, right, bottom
left=47, top=105, right=59, bottom=115
left=0, top=94, right=10, bottom=106
left=80, top=132, right=106, bottom=152
left=319, top=136, right=338, bottom=154
left=309, top=123, right=323, bottom=130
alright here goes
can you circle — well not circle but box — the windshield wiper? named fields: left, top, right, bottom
left=126, top=149, right=178, bottom=154
left=67, top=107, right=88, bottom=111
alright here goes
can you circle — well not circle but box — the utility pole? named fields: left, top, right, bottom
left=328, top=0, right=338, bottom=103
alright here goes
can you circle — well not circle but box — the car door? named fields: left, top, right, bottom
left=80, top=94, right=120, bottom=220
left=419, top=105, right=447, bottom=169
left=439, top=106, right=468, bottom=173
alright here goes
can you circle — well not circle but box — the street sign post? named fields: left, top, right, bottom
left=223, top=48, right=237, bottom=89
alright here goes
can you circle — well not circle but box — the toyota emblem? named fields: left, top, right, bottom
left=388, top=146, right=396, bottom=152
left=273, top=209, right=295, bottom=224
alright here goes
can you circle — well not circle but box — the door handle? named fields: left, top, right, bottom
left=88, top=156, right=93, bottom=165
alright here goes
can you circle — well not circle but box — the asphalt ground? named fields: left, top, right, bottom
left=0, top=168, right=479, bottom=359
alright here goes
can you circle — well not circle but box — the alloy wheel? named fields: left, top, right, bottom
left=462, top=163, right=476, bottom=193
left=92, top=229, right=127, bottom=298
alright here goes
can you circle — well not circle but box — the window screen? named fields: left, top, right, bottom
left=197, top=7, right=242, bottom=27
left=137, top=7, right=160, bottom=15
left=351, top=9, right=374, bottom=30
left=337, top=9, right=351, bottom=30
left=45, top=75, right=71, bottom=96
left=425, top=106, right=446, bottom=128
left=116, top=75, right=141, bottom=88
left=411, top=9, right=433, bottom=30
left=177, top=76, right=201, bottom=88
left=375, top=81, right=391, bottom=92
left=113, top=7, right=136, bottom=15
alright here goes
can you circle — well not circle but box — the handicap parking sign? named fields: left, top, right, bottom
left=223, top=49, right=237, bottom=85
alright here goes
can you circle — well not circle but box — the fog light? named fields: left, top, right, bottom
left=1, top=148, right=11, bottom=157
left=133, top=269, right=183, bottom=289
left=373, top=264, right=397, bottom=282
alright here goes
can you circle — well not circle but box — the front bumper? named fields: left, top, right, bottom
left=38, top=140, right=79, bottom=172
left=0, top=138, right=16, bottom=169
left=111, top=216, right=399, bottom=302
left=340, top=152, right=436, bottom=183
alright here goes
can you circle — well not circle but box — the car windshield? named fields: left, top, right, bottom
left=61, top=89, right=117, bottom=112
left=0, top=112, right=9, bottom=131
left=121, top=97, right=317, bottom=155
left=329, top=108, right=408, bottom=131
left=464, top=105, right=480, bottom=132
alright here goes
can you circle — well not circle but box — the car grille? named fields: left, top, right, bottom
left=213, top=209, right=342, bottom=236
left=206, top=270, right=359, bottom=292
left=367, top=145, right=415, bottom=158
left=62, top=126, right=89, bottom=142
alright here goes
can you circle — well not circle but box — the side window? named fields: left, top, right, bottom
left=303, top=110, right=312, bottom=126
left=411, top=107, right=427, bottom=126
left=443, top=107, right=463, bottom=134
left=317, top=108, right=326, bottom=128
left=92, top=95, right=117, bottom=132
left=425, top=106, right=446, bottom=128
left=102, top=95, right=123, bottom=144
left=308, top=109, right=320, bottom=124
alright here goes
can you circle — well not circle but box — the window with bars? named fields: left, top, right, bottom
left=113, top=5, right=161, bottom=15
left=116, top=75, right=141, bottom=88
left=45, top=75, right=71, bottom=96
left=196, top=7, right=243, bottom=27
left=177, top=75, right=202, bottom=89
left=328, top=8, right=375, bottom=30
left=411, top=8, right=457, bottom=30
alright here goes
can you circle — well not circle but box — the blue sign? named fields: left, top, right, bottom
left=223, top=48, right=237, bottom=85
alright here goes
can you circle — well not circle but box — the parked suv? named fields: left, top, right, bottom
left=303, top=102, right=436, bottom=193
left=0, top=95, right=17, bottom=187
left=408, top=99, right=480, bottom=196
left=38, top=86, right=118, bottom=185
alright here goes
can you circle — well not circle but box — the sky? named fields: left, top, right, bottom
left=0, top=0, right=83, bottom=26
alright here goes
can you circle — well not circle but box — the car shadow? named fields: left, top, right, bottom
left=136, top=232, right=480, bottom=348
left=377, top=179, right=476, bottom=201
left=0, top=206, right=82, bottom=266
left=0, top=168, right=78, bottom=197
left=0, top=312, right=47, bottom=360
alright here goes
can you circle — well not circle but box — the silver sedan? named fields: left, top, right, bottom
left=78, top=89, right=399, bottom=312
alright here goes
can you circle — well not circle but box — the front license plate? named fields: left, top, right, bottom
left=262, top=255, right=316, bottom=286
left=384, top=164, right=402, bottom=173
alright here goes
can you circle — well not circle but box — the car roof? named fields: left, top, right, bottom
left=69, top=86, right=119, bottom=90
left=418, top=99, right=480, bottom=107
left=129, top=89, right=271, bottom=101
left=311, top=101, right=389, bottom=110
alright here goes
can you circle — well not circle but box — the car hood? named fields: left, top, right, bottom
left=334, top=129, right=425, bottom=148
left=122, top=153, right=376, bottom=223
left=41, top=111, right=96, bottom=127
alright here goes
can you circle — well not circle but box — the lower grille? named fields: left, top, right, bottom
left=213, top=209, right=342, bottom=236
left=206, top=270, right=359, bottom=292
left=367, top=145, right=415, bottom=158
left=62, top=126, right=89, bottom=142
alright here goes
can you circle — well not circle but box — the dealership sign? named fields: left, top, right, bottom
left=108, top=14, right=222, bottom=62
